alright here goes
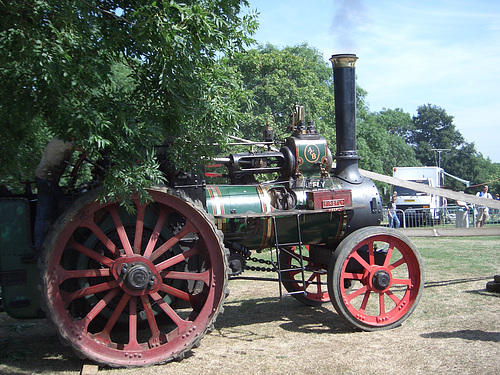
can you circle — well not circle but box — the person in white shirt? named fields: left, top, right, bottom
left=475, top=185, right=493, bottom=227
left=388, top=193, right=400, bottom=228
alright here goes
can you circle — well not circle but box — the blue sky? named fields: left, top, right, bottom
left=244, top=0, right=500, bottom=163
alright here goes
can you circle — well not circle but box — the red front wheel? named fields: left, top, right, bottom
left=328, top=227, right=423, bottom=331
left=40, top=187, right=228, bottom=367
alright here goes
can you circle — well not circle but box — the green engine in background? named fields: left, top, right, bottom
left=0, top=198, right=43, bottom=318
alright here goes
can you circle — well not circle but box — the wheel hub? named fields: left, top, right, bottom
left=372, top=270, right=391, bottom=291
left=122, top=263, right=155, bottom=291
left=112, top=255, right=161, bottom=295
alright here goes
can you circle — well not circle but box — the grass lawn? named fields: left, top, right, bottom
left=0, top=235, right=498, bottom=375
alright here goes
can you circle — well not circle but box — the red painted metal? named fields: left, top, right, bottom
left=306, top=189, right=352, bottom=210
left=41, top=189, right=227, bottom=367
left=334, top=230, right=422, bottom=329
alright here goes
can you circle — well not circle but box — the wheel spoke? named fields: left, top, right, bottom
left=359, top=289, right=370, bottom=313
left=61, top=280, right=120, bottom=307
left=391, top=278, right=411, bottom=286
left=81, top=215, right=120, bottom=258
left=94, top=293, right=131, bottom=345
left=155, top=245, right=199, bottom=272
left=151, top=292, right=191, bottom=332
left=351, top=251, right=370, bottom=270
left=150, top=221, right=195, bottom=262
left=368, top=242, right=375, bottom=266
left=140, top=295, right=161, bottom=347
left=388, top=257, right=406, bottom=270
left=70, top=240, right=114, bottom=267
left=159, top=283, right=191, bottom=301
left=162, top=270, right=210, bottom=284
left=143, top=207, right=168, bottom=258
left=125, top=296, right=142, bottom=351
left=306, top=273, right=316, bottom=284
left=56, top=265, right=111, bottom=283
left=383, top=246, right=394, bottom=268
left=378, top=293, right=385, bottom=315
left=345, top=284, right=368, bottom=303
left=82, top=288, right=121, bottom=331
left=287, top=269, right=301, bottom=278
left=314, top=274, right=323, bottom=294
left=107, top=205, right=134, bottom=257
left=386, top=290, right=401, bottom=305
left=342, top=272, right=364, bottom=281
left=289, top=250, right=310, bottom=263
left=133, top=202, right=147, bottom=254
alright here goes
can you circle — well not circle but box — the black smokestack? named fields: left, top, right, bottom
left=330, top=53, right=362, bottom=183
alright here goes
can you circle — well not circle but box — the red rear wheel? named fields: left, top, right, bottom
left=280, top=246, right=330, bottom=306
left=40, top=188, right=228, bottom=367
left=328, top=227, right=423, bottom=331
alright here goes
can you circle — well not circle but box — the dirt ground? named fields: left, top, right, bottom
left=0, top=237, right=499, bottom=375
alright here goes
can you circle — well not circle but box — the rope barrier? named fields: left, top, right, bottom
left=468, top=176, right=500, bottom=189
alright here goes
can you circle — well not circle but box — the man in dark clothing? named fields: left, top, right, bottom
left=33, top=137, right=74, bottom=253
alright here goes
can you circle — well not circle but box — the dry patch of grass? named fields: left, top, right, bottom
left=0, top=236, right=498, bottom=374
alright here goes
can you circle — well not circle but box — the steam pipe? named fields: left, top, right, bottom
left=330, top=54, right=363, bottom=184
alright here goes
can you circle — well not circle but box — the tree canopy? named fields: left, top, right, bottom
left=409, top=104, right=464, bottom=166
left=227, top=44, right=420, bottom=183
left=0, top=0, right=257, bottom=199
left=357, top=108, right=420, bottom=176
left=225, top=43, right=336, bottom=144
left=227, top=43, right=500, bottom=197
left=409, top=104, right=500, bottom=193
left=1, top=4, right=498, bottom=202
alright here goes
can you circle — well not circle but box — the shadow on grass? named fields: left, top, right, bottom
left=423, top=276, right=492, bottom=288
left=216, top=295, right=355, bottom=335
left=0, top=318, right=83, bottom=373
left=465, top=289, right=500, bottom=297
left=0, top=296, right=354, bottom=373
left=421, top=329, right=500, bottom=342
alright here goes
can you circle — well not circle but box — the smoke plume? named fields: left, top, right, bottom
left=331, top=0, right=367, bottom=52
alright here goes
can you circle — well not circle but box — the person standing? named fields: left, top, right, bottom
left=388, top=193, right=400, bottom=228
left=475, top=185, right=493, bottom=227
left=455, top=193, right=469, bottom=228
left=33, top=137, right=75, bottom=253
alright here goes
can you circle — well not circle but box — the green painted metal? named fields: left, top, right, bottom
left=287, top=136, right=331, bottom=178
left=206, top=185, right=271, bottom=249
left=0, top=198, right=43, bottom=318
left=206, top=184, right=346, bottom=251
left=274, top=211, right=346, bottom=247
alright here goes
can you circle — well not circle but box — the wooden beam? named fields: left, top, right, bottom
left=359, top=168, right=500, bottom=210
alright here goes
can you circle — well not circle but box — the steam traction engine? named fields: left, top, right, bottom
left=0, top=54, right=423, bottom=367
